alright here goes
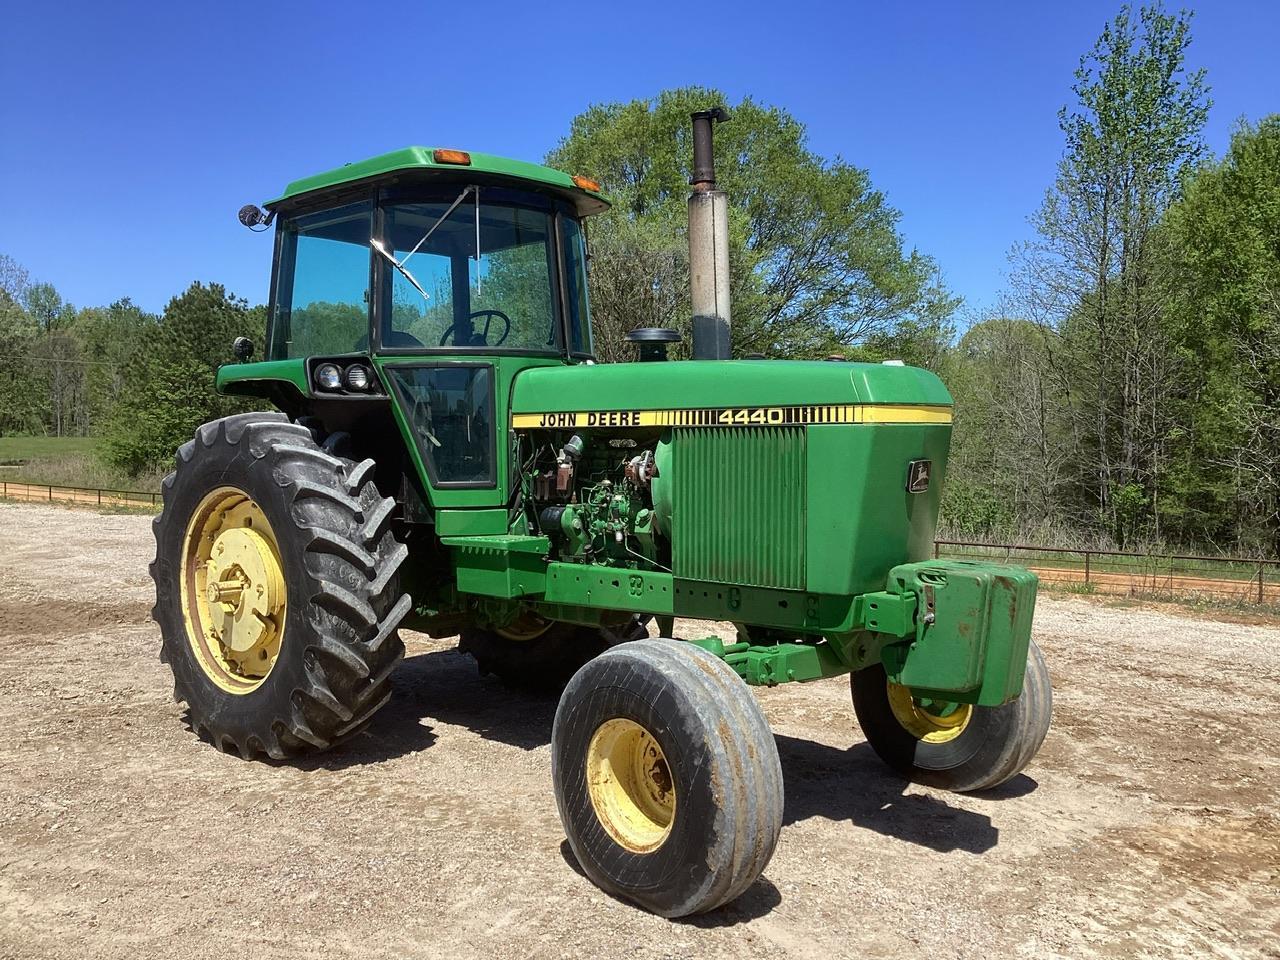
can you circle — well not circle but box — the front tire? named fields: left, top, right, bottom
left=150, top=413, right=411, bottom=760
left=552, top=639, right=784, bottom=917
left=851, top=639, right=1052, bottom=792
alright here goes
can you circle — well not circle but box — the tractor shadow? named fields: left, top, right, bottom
left=282, top=647, right=1037, bottom=867
left=367, top=647, right=557, bottom=754
left=180, top=700, right=439, bottom=770
left=208, top=647, right=556, bottom=770
left=776, top=733, right=1036, bottom=854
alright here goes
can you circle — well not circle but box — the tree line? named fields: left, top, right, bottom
left=1, top=3, right=1276, bottom=555
left=943, top=5, right=1280, bottom=555
left=0, top=268, right=264, bottom=477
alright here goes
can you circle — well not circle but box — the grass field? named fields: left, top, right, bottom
left=0, top=436, right=99, bottom=462
left=0, top=435, right=163, bottom=491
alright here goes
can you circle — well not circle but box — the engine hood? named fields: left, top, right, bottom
left=509, top=360, right=952, bottom=427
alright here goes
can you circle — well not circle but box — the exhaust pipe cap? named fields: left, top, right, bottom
left=625, top=327, right=682, bottom=362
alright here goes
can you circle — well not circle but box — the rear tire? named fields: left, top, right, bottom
left=851, top=639, right=1052, bottom=792
left=552, top=639, right=784, bottom=917
left=150, top=413, right=410, bottom=760
left=460, top=623, right=606, bottom=692
left=460, top=615, right=648, bottom=692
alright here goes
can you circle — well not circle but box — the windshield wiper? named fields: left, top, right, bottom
left=370, top=238, right=432, bottom=303
left=371, top=186, right=479, bottom=304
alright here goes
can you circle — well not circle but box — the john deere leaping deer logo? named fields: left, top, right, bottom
left=907, top=459, right=932, bottom=493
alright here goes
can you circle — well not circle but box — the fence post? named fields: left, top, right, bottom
left=1084, top=551, right=1091, bottom=585
left=97, top=489, right=102, bottom=507
left=933, top=541, right=939, bottom=559
left=1259, top=565, right=1265, bottom=605
left=48, top=485, right=52, bottom=502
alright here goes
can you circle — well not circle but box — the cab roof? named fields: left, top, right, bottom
left=266, top=146, right=610, bottom=216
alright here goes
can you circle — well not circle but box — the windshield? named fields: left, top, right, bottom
left=269, top=190, right=594, bottom=359
left=382, top=197, right=560, bottom=352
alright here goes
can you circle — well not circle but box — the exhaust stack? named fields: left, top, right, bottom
left=689, top=108, right=731, bottom=360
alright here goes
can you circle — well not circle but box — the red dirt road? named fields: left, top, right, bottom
left=1028, top=563, right=1280, bottom=603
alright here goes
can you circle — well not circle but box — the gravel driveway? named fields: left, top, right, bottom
left=0, top=501, right=1276, bottom=959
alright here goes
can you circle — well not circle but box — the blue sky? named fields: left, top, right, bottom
left=1, top=1, right=1276, bottom=322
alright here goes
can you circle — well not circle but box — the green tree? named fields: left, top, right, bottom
left=1158, top=116, right=1280, bottom=551
left=289, top=300, right=368, bottom=355
left=102, top=282, right=264, bottom=475
left=548, top=88, right=957, bottom=362
left=940, top=317, right=1066, bottom=538
left=75, top=298, right=158, bottom=433
left=39, top=324, right=83, bottom=437
left=21, top=282, right=70, bottom=332
left=1010, top=3, right=1209, bottom=542
left=0, top=286, right=45, bottom=435
left=1, top=273, right=80, bottom=437
left=0, top=253, right=30, bottom=303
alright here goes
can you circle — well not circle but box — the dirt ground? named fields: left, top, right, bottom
left=0, top=501, right=1276, bottom=960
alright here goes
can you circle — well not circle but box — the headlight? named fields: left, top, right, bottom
left=314, top=363, right=342, bottom=390
left=345, top=364, right=372, bottom=390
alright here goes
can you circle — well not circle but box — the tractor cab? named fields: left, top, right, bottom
left=268, top=170, right=601, bottom=360
left=223, top=147, right=609, bottom=509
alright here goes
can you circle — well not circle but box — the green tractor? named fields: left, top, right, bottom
left=150, top=113, right=1051, bottom=918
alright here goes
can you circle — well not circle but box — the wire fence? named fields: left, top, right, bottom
left=2, top=482, right=1277, bottom=605
left=935, top=539, right=1280, bottom=605
left=0, top=480, right=160, bottom=509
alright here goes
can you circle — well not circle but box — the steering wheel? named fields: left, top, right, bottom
left=439, top=309, right=512, bottom=347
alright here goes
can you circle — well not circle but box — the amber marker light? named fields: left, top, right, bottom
left=572, top=174, right=602, bottom=193
left=432, top=149, right=472, bottom=165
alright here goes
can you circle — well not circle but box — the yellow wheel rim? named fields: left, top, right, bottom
left=495, top=611, right=553, bottom=642
left=179, top=487, right=287, bottom=695
left=586, top=718, right=675, bottom=853
left=887, top=682, right=972, bottom=744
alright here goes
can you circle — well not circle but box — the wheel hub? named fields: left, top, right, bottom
left=180, top=488, right=287, bottom=693
left=494, top=611, right=554, bottom=642
left=886, top=682, right=973, bottom=743
left=204, top=525, right=285, bottom=659
left=586, top=718, right=675, bottom=853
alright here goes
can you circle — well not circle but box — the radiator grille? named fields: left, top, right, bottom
left=671, top=426, right=807, bottom=589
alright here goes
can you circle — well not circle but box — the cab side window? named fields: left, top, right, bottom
left=271, top=203, right=372, bottom=359
left=386, top=364, right=494, bottom=486
left=561, top=217, right=594, bottom=356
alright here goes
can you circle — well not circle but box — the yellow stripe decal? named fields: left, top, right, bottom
left=511, top=404, right=952, bottom=430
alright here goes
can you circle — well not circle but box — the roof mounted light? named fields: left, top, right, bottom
left=433, top=149, right=471, bottom=166
left=572, top=174, right=602, bottom=193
